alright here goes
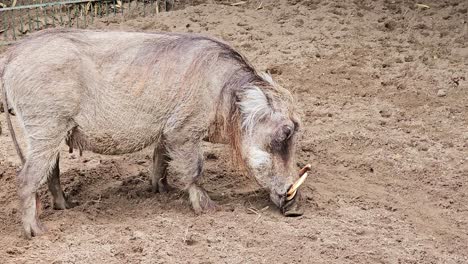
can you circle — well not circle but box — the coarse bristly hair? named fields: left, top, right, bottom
left=209, top=48, right=292, bottom=172
left=237, top=84, right=273, bottom=136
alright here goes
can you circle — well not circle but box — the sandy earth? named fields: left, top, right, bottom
left=1, top=0, right=468, bottom=263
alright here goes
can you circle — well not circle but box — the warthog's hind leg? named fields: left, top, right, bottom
left=150, top=141, right=171, bottom=193
left=47, top=155, right=76, bottom=210
left=18, top=153, right=57, bottom=238
left=18, top=123, right=70, bottom=239
left=166, top=137, right=217, bottom=213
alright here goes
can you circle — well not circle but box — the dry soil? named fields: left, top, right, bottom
left=0, top=0, right=467, bottom=263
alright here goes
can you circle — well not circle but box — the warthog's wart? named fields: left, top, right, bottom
left=1, top=29, right=304, bottom=238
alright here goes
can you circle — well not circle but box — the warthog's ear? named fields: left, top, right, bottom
left=236, top=86, right=272, bottom=133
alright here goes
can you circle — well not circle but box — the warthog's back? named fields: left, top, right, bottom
left=2, top=29, right=243, bottom=154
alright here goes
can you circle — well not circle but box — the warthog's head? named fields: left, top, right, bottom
left=227, top=73, right=305, bottom=216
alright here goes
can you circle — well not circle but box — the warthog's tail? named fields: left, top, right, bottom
left=1, top=59, right=26, bottom=165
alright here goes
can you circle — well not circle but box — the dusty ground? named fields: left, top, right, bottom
left=1, top=0, right=468, bottom=263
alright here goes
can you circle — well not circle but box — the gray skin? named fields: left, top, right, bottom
left=0, top=29, right=303, bottom=239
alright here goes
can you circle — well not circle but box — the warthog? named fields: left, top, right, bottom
left=1, top=29, right=304, bottom=238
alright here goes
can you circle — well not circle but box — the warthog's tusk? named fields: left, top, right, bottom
left=286, top=172, right=309, bottom=200
left=286, top=164, right=311, bottom=201
left=286, top=189, right=297, bottom=202
left=298, top=164, right=312, bottom=177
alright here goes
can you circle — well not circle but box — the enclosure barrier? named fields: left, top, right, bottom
left=0, top=0, right=173, bottom=45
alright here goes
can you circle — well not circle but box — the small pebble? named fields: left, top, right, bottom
left=437, top=89, right=447, bottom=97
left=379, top=109, right=392, bottom=118
left=131, top=231, right=145, bottom=240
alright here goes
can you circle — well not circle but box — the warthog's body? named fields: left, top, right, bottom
left=1, top=29, right=302, bottom=238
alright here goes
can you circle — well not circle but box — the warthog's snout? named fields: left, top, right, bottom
left=270, top=164, right=311, bottom=217
left=281, top=190, right=303, bottom=217
left=269, top=185, right=303, bottom=217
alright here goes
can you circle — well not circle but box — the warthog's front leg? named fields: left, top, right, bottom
left=150, top=141, right=171, bottom=193
left=166, top=137, right=217, bottom=213
left=47, top=155, right=76, bottom=210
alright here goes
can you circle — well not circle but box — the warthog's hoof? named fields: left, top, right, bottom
left=53, top=198, right=78, bottom=210
left=23, top=219, right=48, bottom=239
left=189, top=185, right=219, bottom=214
left=152, top=178, right=172, bottom=194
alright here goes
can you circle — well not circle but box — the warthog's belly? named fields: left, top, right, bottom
left=67, top=123, right=162, bottom=155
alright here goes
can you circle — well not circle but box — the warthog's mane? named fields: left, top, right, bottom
left=177, top=36, right=290, bottom=171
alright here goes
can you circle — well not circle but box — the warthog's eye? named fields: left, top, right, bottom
left=270, top=124, right=295, bottom=161
left=282, top=126, right=293, bottom=140
left=271, top=125, right=294, bottom=151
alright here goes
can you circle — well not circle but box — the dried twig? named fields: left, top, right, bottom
left=415, top=3, right=430, bottom=9
left=247, top=206, right=269, bottom=222
left=247, top=207, right=258, bottom=214
left=256, top=1, right=263, bottom=10
left=230, top=1, right=246, bottom=6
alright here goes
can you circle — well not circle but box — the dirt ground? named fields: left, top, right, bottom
left=1, top=0, right=467, bottom=263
